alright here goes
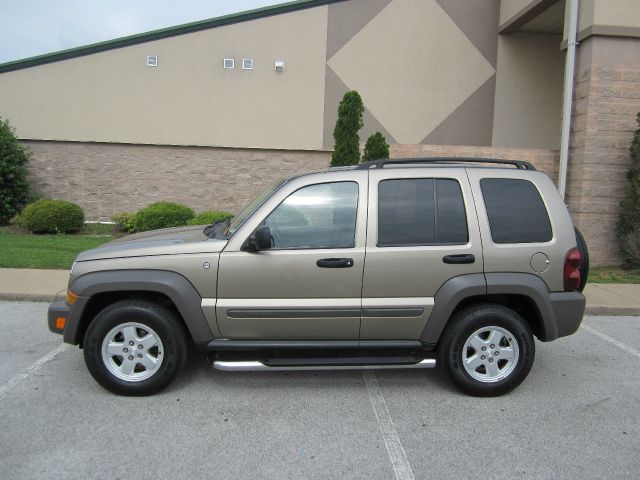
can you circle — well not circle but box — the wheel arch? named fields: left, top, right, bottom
left=421, top=273, right=560, bottom=345
left=65, top=270, right=215, bottom=347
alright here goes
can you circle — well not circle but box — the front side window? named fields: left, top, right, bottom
left=264, top=182, right=358, bottom=249
left=378, top=178, right=468, bottom=246
left=480, top=178, right=552, bottom=244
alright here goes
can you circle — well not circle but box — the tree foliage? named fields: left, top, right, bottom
left=617, top=112, right=640, bottom=267
left=331, top=91, right=364, bottom=167
left=0, top=117, right=30, bottom=224
left=362, top=132, right=390, bottom=162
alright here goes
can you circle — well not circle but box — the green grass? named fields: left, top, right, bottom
left=0, top=226, right=113, bottom=269
left=588, top=266, right=640, bottom=284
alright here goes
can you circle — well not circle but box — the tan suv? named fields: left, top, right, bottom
left=48, top=158, right=587, bottom=396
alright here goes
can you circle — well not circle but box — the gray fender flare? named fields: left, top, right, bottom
left=420, top=273, right=564, bottom=345
left=420, top=274, right=487, bottom=345
left=67, top=270, right=213, bottom=345
left=484, top=273, right=562, bottom=341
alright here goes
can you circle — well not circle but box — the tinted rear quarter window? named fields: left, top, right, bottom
left=480, top=178, right=552, bottom=244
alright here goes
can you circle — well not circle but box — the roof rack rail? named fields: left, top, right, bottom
left=356, top=157, right=536, bottom=171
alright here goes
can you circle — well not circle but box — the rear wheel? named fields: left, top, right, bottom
left=83, top=300, right=188, bottom=396
left=439, top=304, right=535, bottom=396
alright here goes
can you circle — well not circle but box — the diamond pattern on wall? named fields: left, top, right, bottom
left=327, top=0, right=496, bottom=144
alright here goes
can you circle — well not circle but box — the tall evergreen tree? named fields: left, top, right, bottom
left=362, top=132, right=390, bottom=162
left=0, top=117, right=30, bottom=224
left=331, top=91, right=364, bottom=167
left=617, top=112, right=640, bottom=266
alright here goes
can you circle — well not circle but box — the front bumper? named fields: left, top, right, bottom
left=48, top=300, right=70, bottom=335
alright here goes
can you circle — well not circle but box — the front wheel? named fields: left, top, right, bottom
left=439, top=304, right=535, bottom=396
left=83, top=300, right=188, bottom=396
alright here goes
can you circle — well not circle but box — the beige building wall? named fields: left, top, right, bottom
left=0, top=7, right=328, bottom=151
left=492, top=33, right=564, bottom=149
left=500, top=0, right=547, bottom=26
left=565, top=0, right=640, bottom=42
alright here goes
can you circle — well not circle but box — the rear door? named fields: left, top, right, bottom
left=361, top=167, right=483, bottom=339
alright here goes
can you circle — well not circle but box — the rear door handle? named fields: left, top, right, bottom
left=443, top=254, right=475, bottom=264
left=317, top=258, right=354, bottom=268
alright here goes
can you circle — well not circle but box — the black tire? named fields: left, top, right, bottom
left=438, top=304, right=535, bottom=397
left=574, top=227, right=589, bottom=292
left=83, top=300, right=188, bottom=396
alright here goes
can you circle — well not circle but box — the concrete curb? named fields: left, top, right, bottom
left=0, top=292, right=65, bottom=303
left=585, top=306, right=640, bottom=316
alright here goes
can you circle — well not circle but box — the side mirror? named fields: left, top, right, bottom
left=245, top=225, right=272, bottom=251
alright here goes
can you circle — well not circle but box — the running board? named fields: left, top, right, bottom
left=212, top=358, right=436, bottom=372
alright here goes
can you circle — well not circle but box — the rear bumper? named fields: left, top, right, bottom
left=48, top=300, right=70, bottom=335
left=549, top=291, right=586, bottom=339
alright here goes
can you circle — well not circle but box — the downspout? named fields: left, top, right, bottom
left=558, top=0, right=580, bottom=199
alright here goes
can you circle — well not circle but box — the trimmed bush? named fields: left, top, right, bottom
left=111, top=212, right=136, bottom=233
left=617, top=112, right=640, bottom=267
left=331, top=90, right=364, bottom=167
left=362, top=132, right=390, bottom=162
left=187, top=210, right=234, bottom=226
left=0, top=117, right=30, bottom=224
left=21, top=199, right=84, bottom=234
left=132, top=201, right=194, bottom=232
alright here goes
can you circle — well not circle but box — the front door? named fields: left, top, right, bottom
left=216, top=171, right=368, bottom=339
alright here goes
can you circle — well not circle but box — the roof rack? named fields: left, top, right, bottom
left=356, top=157, right=536, bottom=171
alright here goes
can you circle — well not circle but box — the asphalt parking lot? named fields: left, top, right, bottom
left=1, top=301, right=638, bottom=479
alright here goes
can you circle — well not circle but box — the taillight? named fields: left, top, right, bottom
left=564, top=247, right=581, bottom=292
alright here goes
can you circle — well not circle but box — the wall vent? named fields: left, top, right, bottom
left=242, top=58, right=254, bottom=70
left=146, top=56, right=158, bottom=67
left=223, top=58, right=235, bottom=69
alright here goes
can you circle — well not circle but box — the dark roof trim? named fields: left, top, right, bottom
left=0, top=0, right=346, bottom=74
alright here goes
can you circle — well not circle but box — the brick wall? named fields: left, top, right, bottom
left=568, top=60, right=640, bottom=265
left=23, top=140, right=561, bottom=226
left=23, top=141, right=331, bottom=220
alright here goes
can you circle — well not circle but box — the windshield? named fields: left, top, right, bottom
left=225, top=178, right=287, bottom=236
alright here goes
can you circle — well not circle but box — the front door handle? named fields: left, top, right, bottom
left=443, top=254, right=475, bottom=264
left=316, top=258, right=354, bottom=268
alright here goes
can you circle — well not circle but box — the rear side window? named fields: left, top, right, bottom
left=480, top=178, right=552, bottom=244
left=378, top=178, right=468, bottom=246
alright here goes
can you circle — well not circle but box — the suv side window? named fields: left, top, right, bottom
left=264, top=181, right=358, bottom=249
left=480, top=178, right=552, bottom=244
left=378, top=178, right=468, bottom=246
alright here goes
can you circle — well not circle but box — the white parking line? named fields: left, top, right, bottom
left=0, top=343, right=69, bottom=400
left=581, top=324, right=640, bottom=359
left=362, top=369, right=415, bottom=480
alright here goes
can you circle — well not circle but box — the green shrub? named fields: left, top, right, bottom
left=111, top=212, right=136, bottom=233
left=21, top=199, right=84, bottom=234
left=133, top=201, right=194, bottom=232
left=331, top=91, right=364, bottom=167
left=617, top=112, right=640, bottom=267
left=0, top=117, right=31, bottom=224
left=362, top=132, right=390, bottom=162
left=187, top=210, right=233, bottom=226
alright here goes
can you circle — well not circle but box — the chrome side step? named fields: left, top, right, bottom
left=212, top=358, right=436, bottom=372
